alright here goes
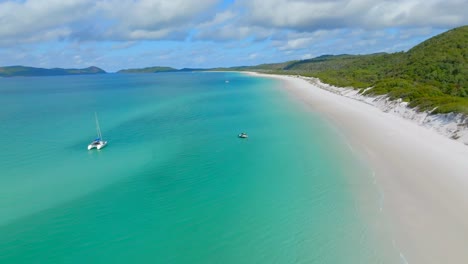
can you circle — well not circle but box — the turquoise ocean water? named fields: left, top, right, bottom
left=0, top=72, right=398, bottom=263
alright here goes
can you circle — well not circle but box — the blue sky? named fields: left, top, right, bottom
left=0, top=0, right=466, bottom=72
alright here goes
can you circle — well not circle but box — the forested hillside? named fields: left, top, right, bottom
left=234, top=26, right=468, bottom=114
left=117, top=66, right=177, bottom=73
left=0, top=66, right=106, bottom=77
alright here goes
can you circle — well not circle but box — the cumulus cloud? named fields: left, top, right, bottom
left=0, top=0, right=466, bottom=46
left=195, top=24, right=274, bottom=42
left=0, top=0, right=465, bottom=70
left=95, top=0, right=218, bottom=40
left=193, top=9, right=275, bottom=42
left=0, top=0, right=93, bottom=44
left=238, top=0, right=468, bottom=30
left=0, top=0, right=218, bottom=45
left=192, top=0, right=466, bottom=53
left=271, top=30, right=341, bottom=51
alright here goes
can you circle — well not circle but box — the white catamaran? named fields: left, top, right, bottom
left=88, top=113, right=108, bottom=150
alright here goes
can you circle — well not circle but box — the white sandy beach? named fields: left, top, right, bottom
left=248, top=72, right=468, bottom=264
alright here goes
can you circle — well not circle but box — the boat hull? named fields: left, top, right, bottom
left=88, top=141, right=107, bottom=150
left=97, top=141, right=108, bottom=150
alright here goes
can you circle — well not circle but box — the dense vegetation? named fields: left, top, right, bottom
left=231, top=26, right=468, bottom=115
left=0, top=66, right=106, bottom=77
left=117, top=66, right=177, bottom=73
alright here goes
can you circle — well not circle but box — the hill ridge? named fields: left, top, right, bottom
left=0, top=66, right=106, bottom=77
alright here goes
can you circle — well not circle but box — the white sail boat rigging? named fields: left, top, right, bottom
left=88, top=112, right=108, bottom=150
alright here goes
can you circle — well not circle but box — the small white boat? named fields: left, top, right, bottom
left=88, top=138, right=107, bottom=150
left=238, top=132, right=248, bottom=139
left=88, top=113, right=108, bottom=150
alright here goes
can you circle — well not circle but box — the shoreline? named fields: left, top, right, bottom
left=245, top=72, right=468, bottom=264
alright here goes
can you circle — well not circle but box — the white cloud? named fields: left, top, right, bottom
left=0, top=0, right=465, bottom=70
left=95, top=0, right=218, bottom=40
left=193, top=8, right=275, bottom=42
left=0, top=0, right=465, bottom=46
left=271, top=30, right=341, bottom=51
left=197, top=10, right=237, bottom=29
left=0, top=0, right=93, bottom=44
left=0, top=0, right=219, bottom=45
left=277, top=37, right=314, bottom=51
left=238, top=0, right=468, bottom=30
left=195, top=24, right=273, bottom=41
left=300, top=53, right=314, bottom=60
left=248, top=53, right=258, bottom=59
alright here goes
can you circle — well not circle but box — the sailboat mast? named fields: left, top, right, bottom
left=95, top=112, right=102, bottom=139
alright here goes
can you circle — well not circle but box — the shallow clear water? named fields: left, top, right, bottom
left=0, top=72, right=398, bottom=263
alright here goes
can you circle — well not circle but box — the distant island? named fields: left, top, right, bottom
left=117, top=66, right=205, bottom=73
left=0, top=66, right=106, bottom=77
left=117, top=66, right=177, bottom=73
